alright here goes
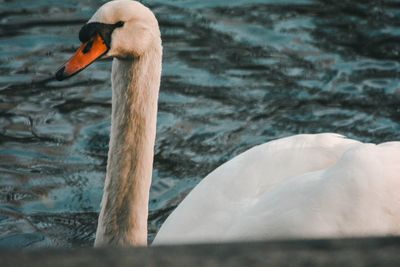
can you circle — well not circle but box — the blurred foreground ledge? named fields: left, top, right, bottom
left=1, top=236, right=400, bottom=267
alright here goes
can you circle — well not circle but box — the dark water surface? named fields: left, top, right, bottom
left=0, top=0, right=400, bottom=247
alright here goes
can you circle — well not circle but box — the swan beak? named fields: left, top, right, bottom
left=55, top=34, right=108, bottom=81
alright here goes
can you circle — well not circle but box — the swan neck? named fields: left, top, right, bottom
left=95, top=46, right=162, bottom=247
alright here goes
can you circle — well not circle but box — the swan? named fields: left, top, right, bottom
left=55, top=0, right=400, bottom=247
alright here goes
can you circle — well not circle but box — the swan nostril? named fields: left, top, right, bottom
left=55, top=66, right=66, bottom=81
left=83, top=39, right=94, bottom=54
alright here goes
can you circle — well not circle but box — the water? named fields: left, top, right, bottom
left=0, top=0, right=399, bottom=248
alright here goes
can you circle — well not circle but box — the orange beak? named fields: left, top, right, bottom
left=55, top=34, right=108, bottom=81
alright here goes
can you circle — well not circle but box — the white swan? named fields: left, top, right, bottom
left=55, top=0, right=400, bottom=247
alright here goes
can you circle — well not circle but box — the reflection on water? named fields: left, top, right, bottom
left=0, top=0, right=399, bottom=247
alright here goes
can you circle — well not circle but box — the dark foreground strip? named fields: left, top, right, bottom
left=1, top=236, right=400, bottom=267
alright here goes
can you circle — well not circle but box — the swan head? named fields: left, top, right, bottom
left=55, top=0, right=161, bottom=81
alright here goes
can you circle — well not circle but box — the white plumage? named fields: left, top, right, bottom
left=155, top=134, right=400, bottom=244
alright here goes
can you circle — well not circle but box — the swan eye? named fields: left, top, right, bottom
left=115, top=21, right=124, bottom=28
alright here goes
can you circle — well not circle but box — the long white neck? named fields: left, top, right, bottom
left=94, top=44, right=162, bottom=247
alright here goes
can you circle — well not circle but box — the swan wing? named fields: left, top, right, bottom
left=153, top=133, right=400, bottom=244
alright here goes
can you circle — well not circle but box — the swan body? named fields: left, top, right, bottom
left=154, top=134, right=400, bottom=244
left=55, top=0, right=400, bottom=247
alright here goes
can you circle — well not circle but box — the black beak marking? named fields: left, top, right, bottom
left=55, top=66, right=66, bottom=81
left=79, top=21, right=124, bottom=48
